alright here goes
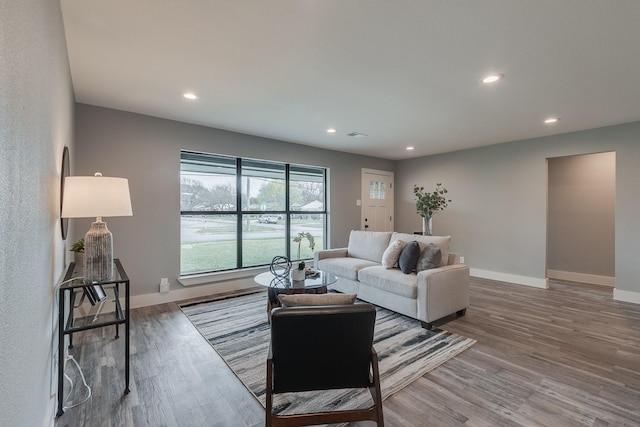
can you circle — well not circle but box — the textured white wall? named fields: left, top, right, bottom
left=0, top=1, right=74, bottom=425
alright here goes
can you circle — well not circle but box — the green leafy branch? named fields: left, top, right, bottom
left=413, top=183, right=451, bottom=218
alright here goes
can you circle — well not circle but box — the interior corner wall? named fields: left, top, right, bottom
left=72, top=104, right=394, bottom=300
left=0, top=1, right=75, bottom=426
left=394, top=121, right=640, bottom=298
left=547, top=152, right=615, bottom=281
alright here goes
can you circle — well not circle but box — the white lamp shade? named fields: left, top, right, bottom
left=61, top=175, right=133, bottom=218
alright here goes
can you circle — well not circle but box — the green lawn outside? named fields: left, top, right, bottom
left=181, top=237, right=324, bottom=275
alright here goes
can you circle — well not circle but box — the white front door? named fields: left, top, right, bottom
left=361, top=169, right=394, bottom=232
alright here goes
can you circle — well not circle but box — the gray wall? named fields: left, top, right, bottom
left=395, top=121, right=640, bottom=296
left=547, top=152, right=615, bottom=278
left=0, top=0, right=74, bottom=425
left=73, top=104, right=394, bottom=298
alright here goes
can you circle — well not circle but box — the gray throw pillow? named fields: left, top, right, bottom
left=398, top=241, right=421, bottom=274
left=416, top=243, right=442, bottom=272
left=278, top=293, right=357, bottom=307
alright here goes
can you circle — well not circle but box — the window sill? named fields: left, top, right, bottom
left=178, top=266, right=270, bottom=287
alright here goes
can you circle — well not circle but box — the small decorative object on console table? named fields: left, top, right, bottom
left=61, top=173, right=133, bottom=281
left=413, top=183, right=451, bottom=235
left=70, top=238, right=84, bottom=266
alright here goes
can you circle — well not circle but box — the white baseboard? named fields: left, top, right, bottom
left=547, top=270, right=615, bottom=287
left=45, top=396, right=56, bottom=427
left=470, top=268, right=549, bottom=289
left=130, top=276, right=260, bottom=308
left=613, top=288, right=640, bottom=305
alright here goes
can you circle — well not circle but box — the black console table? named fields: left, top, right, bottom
left=56, top=259, right=130, bottom=417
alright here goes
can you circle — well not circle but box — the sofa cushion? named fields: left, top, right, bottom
left=416, top=243, right=442, bottom=272
left=278, top=293, right=357, bottom=307
left=317, top=257, right=380, bottom=281
left=391, top=233, right=451, bottom=267
left=398, top=241, right=421, bottom=274
left=347, top=230, right=393, bottom=263
left=358, top=266, right=418, bottom=299
left=381, top=239, right=406, bottom=269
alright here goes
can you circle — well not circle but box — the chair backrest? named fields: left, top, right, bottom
left=269, top=303, right=377, bottom=393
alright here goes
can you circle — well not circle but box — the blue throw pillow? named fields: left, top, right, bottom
left=398, top=241, right=421, bottom=274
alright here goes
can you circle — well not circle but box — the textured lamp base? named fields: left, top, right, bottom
left=84, top=221, right=113, bottom=281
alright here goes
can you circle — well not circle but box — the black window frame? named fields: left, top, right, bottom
left=180, top=150, right=327, bottom=275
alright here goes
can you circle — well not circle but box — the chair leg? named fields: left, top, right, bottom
left=266, top=360, right=273, bottom=427
left=369, top=349, right=384, bottom=426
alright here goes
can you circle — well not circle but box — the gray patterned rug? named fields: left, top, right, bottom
left=180, top=291, right=475, bottom=417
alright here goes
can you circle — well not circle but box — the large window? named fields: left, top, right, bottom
left=180, top=151, right=327, bottom=275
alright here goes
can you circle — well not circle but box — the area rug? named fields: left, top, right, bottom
left=180, top=291, right=475, bottom=416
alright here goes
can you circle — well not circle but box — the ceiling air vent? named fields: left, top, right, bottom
left=346, top=131, right=368, bottom=138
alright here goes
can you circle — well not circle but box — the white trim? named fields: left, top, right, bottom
left=130, top=277, right=261, bottom=309
left=613, top=288, right=640, bottom=305
left=45, top=397, right=56, bottom=427
left=547, top=269, right=615, bottom=287
left=178, top=265, right=269, bottom=286
left=471, top=268, right=549, bottom=289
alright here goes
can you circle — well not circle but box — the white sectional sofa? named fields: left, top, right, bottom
left=314, top=230, right=469, bottom=329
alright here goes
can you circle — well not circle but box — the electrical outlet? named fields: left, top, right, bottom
left=159, top=278, right=170, bottom=293
left=460, top=256, right=465, bottom=264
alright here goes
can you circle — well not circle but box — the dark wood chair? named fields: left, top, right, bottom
left=266, top=303, right=384, bottom=426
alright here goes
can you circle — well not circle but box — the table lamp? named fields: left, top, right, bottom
left=61, top=172, right=133, bottom=281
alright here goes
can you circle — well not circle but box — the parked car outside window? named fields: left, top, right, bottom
left=258, top=215, right=279, bottom=224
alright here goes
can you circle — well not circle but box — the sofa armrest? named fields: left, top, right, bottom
left=313, top=248, right=348, bottom=268
left=416, top=264, right=470, bottom=323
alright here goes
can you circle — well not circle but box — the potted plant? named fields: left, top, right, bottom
left=70, top=238, right=85, bottom=265
left=413, top=183, right=451, bottom=235
left=291, top=260, right=306, bottom=281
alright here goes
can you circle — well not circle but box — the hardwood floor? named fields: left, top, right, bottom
left=55, top=278, right=640, bottom=426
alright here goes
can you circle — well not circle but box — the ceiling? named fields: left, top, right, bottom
left=60, top=1, right=640, bottom=160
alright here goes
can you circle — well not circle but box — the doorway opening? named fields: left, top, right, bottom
left=546, top=152, right=615, bottom=287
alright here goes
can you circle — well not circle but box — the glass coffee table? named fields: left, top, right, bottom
left=254, top=270, right=338, bottom=319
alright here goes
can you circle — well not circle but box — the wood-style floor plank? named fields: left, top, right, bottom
left=55, top=278, right=640, bottom=426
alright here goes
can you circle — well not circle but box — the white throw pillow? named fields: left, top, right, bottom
left=381, top=240, right=406, bottom=269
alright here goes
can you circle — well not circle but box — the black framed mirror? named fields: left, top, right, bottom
left=60, top=146, right=70, bottom=239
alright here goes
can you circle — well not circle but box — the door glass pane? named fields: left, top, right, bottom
left=180, top=215, right=237, bottom=274
left=369, top=180, right=385, bottom=200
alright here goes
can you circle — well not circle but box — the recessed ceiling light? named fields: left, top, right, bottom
left=326, top=128, right=336, bottom=133
left=183, top=92, right=198, bottom=100
left=544, top=117, right=559, bottom=124
left=482, top=74, right=503, bottom=84
left=406, top=146, right=415, bottom=151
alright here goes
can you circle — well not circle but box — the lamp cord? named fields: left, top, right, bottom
left=62, top=354, right=92, bottom=410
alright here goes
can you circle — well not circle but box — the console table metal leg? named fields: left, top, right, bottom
left=56, top=290, right=65, bottom=417
left=124, top=281, right=130, bottom=393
